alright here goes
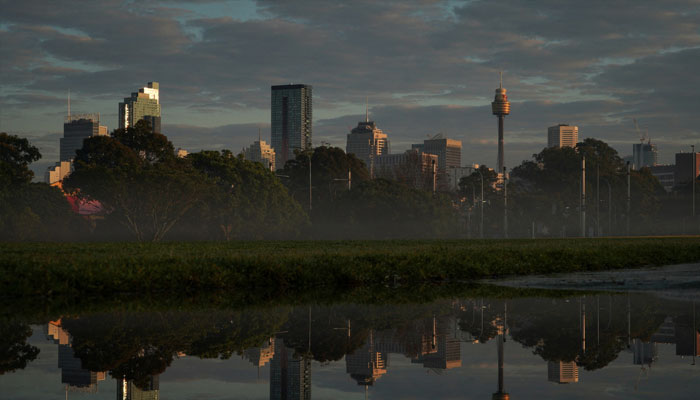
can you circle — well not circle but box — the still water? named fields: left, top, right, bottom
left=1, top=291, right=698, bottom=399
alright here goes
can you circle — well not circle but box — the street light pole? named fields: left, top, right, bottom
left=432, top=159, right=437, bottom=194
left=581, top=156, right=586, bottom=237
left=308, top=152, right=312, bottom=211
left=692, top=144, right=696, bottom=219
left=626, top=161, right=631, bottom=236
left=503, top=166, right=508, bottom=239
left=597, top=164, right=600, bottom=237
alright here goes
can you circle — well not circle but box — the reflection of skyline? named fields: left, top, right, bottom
left=117, top=376, right=159, bottom=400
left=547, top=361, right=579, bottom=384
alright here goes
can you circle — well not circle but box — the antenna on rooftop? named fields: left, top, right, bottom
left=499, top=70, right=503, bottom=89
left=365, top=96, right=369, bottom=123
left=258, top=127, right=261, bottom=143
left=67, top=89, right=71, bottom=121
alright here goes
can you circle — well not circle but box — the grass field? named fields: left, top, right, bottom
left=2, top=237, right=700, bottom=300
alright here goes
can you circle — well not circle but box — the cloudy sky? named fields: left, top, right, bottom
left=2, top=0, right=700, bottom=175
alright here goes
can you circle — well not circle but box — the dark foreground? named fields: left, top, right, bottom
left=2, top=237, right=700, bottom=299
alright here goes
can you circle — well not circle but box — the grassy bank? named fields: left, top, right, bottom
left=1, top=237, right=700, bottom=299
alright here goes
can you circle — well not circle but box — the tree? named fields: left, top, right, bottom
left=0, top=319, right=40, bottom=375
left=65, top=123, right=208, bottom=241
left=186, top=150, right=309, bottom=240
left=0, top=132, right=41, bottom=187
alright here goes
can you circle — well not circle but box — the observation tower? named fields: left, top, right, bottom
left=491, top=72, right=510, bottom=173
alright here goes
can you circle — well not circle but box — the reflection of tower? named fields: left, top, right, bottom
left=411, top=315, right=462, bottom=370
left=547, top=361, right=579, bottom=384
left=492, top=303, right=509, bottom=400
left=116, top=376, right=159, bottom=400
left=346, top=330, right=388, bottom=389
left=270, top=338, right=311, bottom=400
left=491, top=72, right=511, bottom=174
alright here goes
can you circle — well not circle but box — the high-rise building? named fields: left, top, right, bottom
left=60, top=114, right=107, bottom=161
left=244, top=134, right=276, bottom=171
left=674, top=151, right=700, bottom=186
left=632, top=142, right=657, bottom=169
left=346, top=117, right=389, bottom=175
left=374, top=150, right=438, bottom=189
left=411, top=134, right=462, bottom=170
left=650, top=165, right=675, bottom=192
left=119, top=82, right=161, bottom=133
left=271, top=84, right=312, bottom=169
left=548, top=124, right=579, bottom=148
left=117, top=376, right=159, bottom=400
left=547, top=361, right=579, bottom=384
left=492, top=73, right=510, bottom=173
left=244, top=338, right=276, bottom=368
left=45, top=161, right=72, bottom=185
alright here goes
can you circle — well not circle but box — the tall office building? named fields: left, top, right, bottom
left=244, top=133, right=276, bottom=171
left=548, top=124, right=579, bottom=148
left=674, top=151, right=700, bottom=186
left=346, top=116, right=389, bottom=174
left=60, top=114, right=108, bottom=161
left=271, top=84, right=312, bottom=169
left=632, top=142, right=657, bottom=169
left=119, top=82, right=161, bottom=133
left=547, top=361, right=579, bottom=384
left=411, top=134, right=462, bottom=170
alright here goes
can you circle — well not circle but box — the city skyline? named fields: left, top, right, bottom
left=2, top=0, right=699, bottom=176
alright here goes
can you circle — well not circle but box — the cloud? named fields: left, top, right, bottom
left=1, top=0, right=698, bottom=168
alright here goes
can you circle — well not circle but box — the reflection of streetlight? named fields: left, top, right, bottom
left=602, top=179, right=612, bottom=236
left=492, top=301, right=509, bottom=400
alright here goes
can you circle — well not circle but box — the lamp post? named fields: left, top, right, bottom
left=503, top=166, right=508, bottom=239
left=464, top=166, right=484, bottom=238
left=692, top=144, right=696, bottom=219
left=602, top=179, right=612, bottom=236
left=626, top=161, right=631, bottom=236
left=308, top=152, right=313, bottom=212
left=596, top=164, right=600, bottom=237
left=581, top=156, right=586, bottom=237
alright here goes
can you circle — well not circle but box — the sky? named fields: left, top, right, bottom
left=2, top=0, right=700, bottom=175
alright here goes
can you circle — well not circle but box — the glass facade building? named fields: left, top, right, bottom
left=118, top=82, right=161, bottom=133
left=271, top=84, right=312, bottom=169
left=60, top=114, right=106, bottom=161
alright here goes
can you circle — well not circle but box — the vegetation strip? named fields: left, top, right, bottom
left=2, top=237, right=700, bottom=298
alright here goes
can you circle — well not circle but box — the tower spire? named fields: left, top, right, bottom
left=499, top=71, right=502, bottom=89
left=365, top=96, right=369, bottom=123
left=258, top=127, right=261, bottom=143
left=67, top=89, right=71, bottom=121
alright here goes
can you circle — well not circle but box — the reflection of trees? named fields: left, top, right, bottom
left=506, top=295, right=667, bottom=371
left=0, top=319, right=39, bottom=375
left=60, top=309, right=289, bottom=386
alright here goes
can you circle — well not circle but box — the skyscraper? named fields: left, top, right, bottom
left=411, top=134, right=462, bottom=170
left=271, top=84, right=312, bottom=169
left=119, top=82, right=161, bottom=133
left=270, top=338, right=311, bottom=400
left=60, top=113, right=107, bottom=161
left=548, top=124, right=579, bottom=148
left=632, top=142, right=657, bottom=169
left=346, top=112, right=389, bottom=174
left=492, top=73, right=510, bottom=173
left=244, top=131, right=276, bottom=171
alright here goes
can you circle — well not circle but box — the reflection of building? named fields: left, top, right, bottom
left=548, top=124, right=578, bottom=148
left=119, top=82, right=161, bottom=133
left=651, top=316, right=676, bottom=344
left=46, top=319, right=106, bottom=392
left=632, top=339, right=657, bottom=365
left=411, top=335, right=461, bottom=370
left=547, top=361, right=579, bottom=384
left=117, top=376, right=159, bottom=400
left=243, top=137, right=276, bottom=171
left=346, top=119, right=389, bottom=175
left=271, top=84, right=313, bottom=169
left=345, top=331, right=388, bottom=386
left=270, top=338, right=311, bottom=400
left=675, top=324, right=700, bottom=357
left=244, top=338, right=276, bottom=368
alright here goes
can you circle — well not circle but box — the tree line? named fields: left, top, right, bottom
left=1, top=124, right=695, bottom=241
